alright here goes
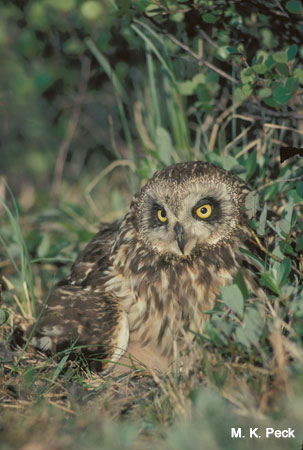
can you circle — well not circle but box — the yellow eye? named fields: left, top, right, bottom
left=195, top=204, right=212, bottom=219
left=157, top=208, right=168, bottom=223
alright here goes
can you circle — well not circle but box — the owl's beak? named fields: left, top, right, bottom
left=174, top=222, right=186, bottom=254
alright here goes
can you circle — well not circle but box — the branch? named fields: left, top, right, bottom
left=248, top=227, right=303, bottom=280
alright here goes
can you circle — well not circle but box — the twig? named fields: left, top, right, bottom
left=264, top=122, right=303, bottom=136
left=209, top=102, right=242, bottom=151
left=257, top=175, right=303, bottom=191
left=248, top=227, right=303, bottom=279
left=2, top=275, right=27, bottom=318
left=166, top=33, right=239, bottom=85
left=50, top=55, right=91, bottom=206
left=85, top=160, right=136, bottom=218
left=48, top=399, right=76, bottom=415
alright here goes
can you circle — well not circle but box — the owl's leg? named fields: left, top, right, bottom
left=31, top=284, right=129, bottom=372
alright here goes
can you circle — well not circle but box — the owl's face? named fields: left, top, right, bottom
left=132, top=162, right=249, bottom=257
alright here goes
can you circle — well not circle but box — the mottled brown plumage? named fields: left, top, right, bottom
left=32, top=161, right=263, bottom=372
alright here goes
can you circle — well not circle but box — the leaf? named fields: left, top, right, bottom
left=252, top=63, right=267, bottom=74
left=155, top=127, right=173, bottom=165
left=239, top=247, right=265, bottom=270
left=286, top=0, right=303, bottom=14
left=296, top=234, right=303, bottom=252
left=0, top=309, right=9, bottom=325
left=202, top=13, right=217, bottom=24
left=279, top=240, right=296, bottom=256
left=296, top=181, right=303, bottom=199
left=288, top=44, right=298, bottom=60
left=288, top=189, right=303, bottom=204
left=244, top=190, right=259, bottom=219
left=195, top=84, right=211, bottom=102
left=276, top=63, right=289, bottom=76
left=258, top=87, right=272, bottom=98
left=242, top=84, right=252, bottom=97
left=235, top=327, right=251, bottom=347
left=261, top=273, right=280, bottom=295
left=226, top=47, right=240, bottom=55
left=286, top=77, right=299, bottom=94
left=276, top=258, right=292, bottom=286
left=265, top=54, right=276, bottom=69
left=240, top=68, right=255, bottom=83
left=257, top=202, right=267, bottom=236
left=221, top=284, right=244, bottom=317
left=273, top=85, right=292, bottom=105
left=144, top=4, right=161, bottom=17
left=245, top=150, right=257, bottom=181
left=242, top=307, right=264, bottom=346
left=273, top=51, right=288, bottom=63
left=294, top=68, right=303, bottom=83
left=264, top=182, right=279, bottom=201
left=234, top=270, right=250, bottom=301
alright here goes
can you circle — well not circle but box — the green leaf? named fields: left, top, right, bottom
left=264, top=182, right=279, bottom=201
left=276, top=258, right=292, bottom=286
left=226, top=47, right=240, bottom=55
left=221, top=284, right=244, bottom=317
left=283, top=199, right=294, bottom=226
left=245, top=150, right=257, bottom=181
left=261, top=273, right=281, bottom=295
left=288, top=44, right=298, bottom=60
left=244, top=191, right=259, bottom=219
left=202, top=13, right=218, bottom=24
left=265, top=54, right=276, bottom=69
left=296, top=234, right=303, bottom=252
left=239, top=247, right=265, bottom=270
left=294, top=68, right=303, bottom=83
left=80, top=1, right=103, bottom=19
left=276, top=63, right=289, bottom=76
left=252, top=63, right=267, bottom=74
left=286, top=77, right=299, bottom=94
left=239, top=307, right=264, bottom=347
left=288, top=189, right=303, bottom=204
left=234, top=270, right=250, bottom=301
left=273, top=85, right=292, bottom=105
left=155, top=127, right=173, bottom=165
left=235, top=327, right=251, bottom=347
left=144, top=4, right=161, bottom=17
left=258, top=87, right=272, bottom=98
left=264, top=97, right=278, bottom=108
left=273, top=51, right=288, bottom=63
left=240, top=67, right=255, bottom=83
left=195, top=84, right=211, bottom=102
left=286, top=0, right=303, bottom=14
left=296, top=181, right=303, bottom=199
left=0, top=309, right=9, bottom=325
left=279, top=240, right=296, bottom=256
left=179, top=80, right=195, bottom=96
left=257, top=202, right=267, bottom=236
left=242, top=84, right=252, bottom=97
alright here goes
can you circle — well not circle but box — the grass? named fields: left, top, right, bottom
left=1, top=22, right=303, bottom=450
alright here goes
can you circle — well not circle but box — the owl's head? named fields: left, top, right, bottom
left=131, top=162, right=249, bottom=258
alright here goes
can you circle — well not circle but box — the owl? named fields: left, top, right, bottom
left=32, top=161, right=262, bottom=373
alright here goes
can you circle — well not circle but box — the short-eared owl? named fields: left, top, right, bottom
left=32, top=162, right=261, bottom=372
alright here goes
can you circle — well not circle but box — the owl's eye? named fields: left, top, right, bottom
left=157, top=208, right=168, bottom=223
left=195, top=204, right=212, bottom=219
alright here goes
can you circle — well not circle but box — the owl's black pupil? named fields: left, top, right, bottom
left=161, top=209, right=166, bottom=217
left=201, top=207, right=207, bottom=214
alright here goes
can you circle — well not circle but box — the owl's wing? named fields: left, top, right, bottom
left=31, top=221, right=129, bottom=371
left=69, top=221, right=121, bottom=286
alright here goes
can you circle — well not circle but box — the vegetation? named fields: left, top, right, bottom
left=1, top=0, right=303, bottom=449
